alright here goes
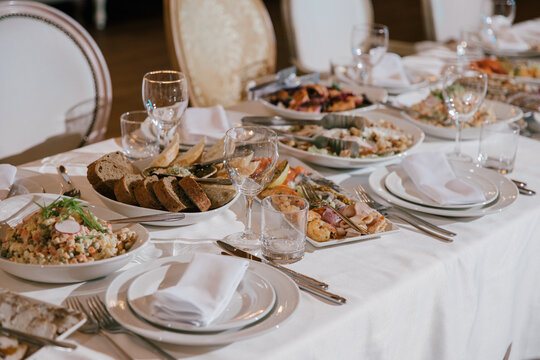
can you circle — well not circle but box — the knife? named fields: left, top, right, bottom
left=216, top=240, right=328, bottom=289
left=0, top=325, right=77, bottom=349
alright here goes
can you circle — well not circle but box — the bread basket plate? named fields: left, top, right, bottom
left=93, top=188, right=241, bottom=227
left=0, top=194, right=149, bottom=283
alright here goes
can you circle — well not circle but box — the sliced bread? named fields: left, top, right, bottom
left=114, top=174, right=143, bottom=205
left=153, top=176, right=194, bottom=212
left=178, top=177, right=211, bottom=212
left=199, top=183, right=237, bottom=209
left=87, top=152, right=138, bottom=199
left=133, top=175, right=163, bottom=210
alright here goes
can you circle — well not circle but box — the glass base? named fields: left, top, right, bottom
left=446, top=152, right=472, bottom=162
left=222, top=231, right=261, bottom=252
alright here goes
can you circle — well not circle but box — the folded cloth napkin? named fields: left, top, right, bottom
left=0, top=164, right=17, bottom=200
left=181, top=105, right=230, bottom=144
left=29, top=343, right=115, bottom=360
left=151, top=252, right=249, bottom=327
left=401, top=153, right=486, bottom=205
left=371, top=53, right=411, bottom=88
left=402, top=55, right=447, bottom=77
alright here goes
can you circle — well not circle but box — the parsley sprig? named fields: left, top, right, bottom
left=34, top=197, right=107, bottom=233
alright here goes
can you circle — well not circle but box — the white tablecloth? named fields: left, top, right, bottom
left=5, top=102, right=540, bottom=360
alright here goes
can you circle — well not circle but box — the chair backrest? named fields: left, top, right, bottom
left=421, top=0, right=484, bottom=41
left=281, top=0, right=374, bottom=74
left=163, top=0, right=276, bottom=107
left=0, top=0, right=111, bottom=165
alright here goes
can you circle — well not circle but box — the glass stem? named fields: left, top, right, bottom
left=454, top=119, right=464, bottom=157
left=244, top=195, right=254, bottom=234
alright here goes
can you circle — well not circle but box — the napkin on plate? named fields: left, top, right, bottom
left=150, top=252, right=249, bottom=327
left=180, top=105, right=230, bottom=144
left=372, top=53, right=411, bottom=88
left=0, top=164, right=17, bottom=200
left=401, top=153, right=486, bottom=205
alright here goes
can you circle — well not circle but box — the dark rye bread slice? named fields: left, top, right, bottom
left=178, top=177, right=211, bottom=212
left=199, top=184, right=237, bottom=210
left=114, top=174, right=143, bottom=205
left=87, top=152, right=139, bottom=199
left=153, top=177, right=195, bottom=212
left=133, top=175, right=163, bottom=210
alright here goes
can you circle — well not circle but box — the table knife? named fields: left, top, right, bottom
left=217, top=240, right=329, bottom=289
left=0, top=325, right=77, bottom=349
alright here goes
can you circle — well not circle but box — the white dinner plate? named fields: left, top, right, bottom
left=280, top=157, right=400, bottom=248
left=394, top=89, right=524, bottom=140
left=384, top=168, right=499, bottom=209
left=9, top=169, right=63, bottom=196
left=259, top=82, right=388, bottom=120
left=278, top=110, right=425, bottom=169
left=106, top=255, right=300, bottom=345
left=0, top=194, right=149, bottom=283
left=127, top=262, right=276, bottom=332
left=381, top=68, right=434, bottom=95
left=368, top=163, right=518, bottom=217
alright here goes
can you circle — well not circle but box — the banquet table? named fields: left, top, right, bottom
left=4, top=101, right=540, bottom=360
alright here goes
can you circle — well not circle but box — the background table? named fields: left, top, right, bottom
left=5, top=102, right=540, bottom=360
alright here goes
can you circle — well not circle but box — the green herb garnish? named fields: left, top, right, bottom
left=34, top=197, right=107, bottom=233
left=75, top=235, right=97, bottom=241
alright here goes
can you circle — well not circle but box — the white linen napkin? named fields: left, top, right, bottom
left=151, top=252, right=249, bottom=327
left=28, top=343, right=115, bottom=360
left=401, top=153, right=486, bottom=205
left=0, top=164, right=17, bottom=200
left=402, top=55, right=446, bottom=77
left=180, top=105, right=230, bottom=144
left=372, top=53, right=411, bottom=88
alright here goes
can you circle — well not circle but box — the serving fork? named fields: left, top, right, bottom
left=65, top=296, right=133, bottom=360
left=354, top=185, right=455, bottom=243
left=86, top=296, right=176, bottom=360
left=299, top=181, right=368, bottom=235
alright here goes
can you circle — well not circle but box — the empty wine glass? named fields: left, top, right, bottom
left=142, top=70, right=188, bottom=149
left=223, top=126, right=278, bottom=251
left=481, top=0, right=516, bottom=45
left=350, top=23, right=389, bottom=85
left=442, top=65, right=488, bottom=161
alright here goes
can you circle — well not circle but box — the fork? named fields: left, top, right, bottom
left=65, top=297, right=133, bottom=360
left=354, top=185, right=455, bottom=243
left=86, top=296, right=176, bottom=360
left=300, top=182, right=368, bottom=234
left=0, top=196, right=38, bottom=238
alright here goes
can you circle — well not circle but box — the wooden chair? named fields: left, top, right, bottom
left=280, top=0, right=373, bottom=74
left=163, top=0, right=276, bottom=107
left=0, top=1, right=112, bottom=165
left=421, top=0, right=484, bottom=41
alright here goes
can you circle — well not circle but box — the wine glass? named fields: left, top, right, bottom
left=350, top=23, right=389, bottom=85
left=142, top=70, right=188, bottom=149
left=442, top=65, right=488, bottom=161
left=481, top=0, right=516, bottom=45
left=223, top=126, right=278, bottom=251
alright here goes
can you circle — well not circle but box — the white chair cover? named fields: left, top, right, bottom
left=281, top=0, right=373, bottom=74
left=421, top=0, right=484, bottom=41
left=0, top=1, right=111, bottom=164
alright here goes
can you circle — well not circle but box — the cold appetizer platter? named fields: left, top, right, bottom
left=274, top=111, right=424, bottom=169
left=472, top=57, right=540, bottom=85
left=0, top=194, right=149, bottom=283
left=0, top=289, right=85, bottom=360
left=87, top=135, right=240, bottom=226
left=258, top=157, right=398, bottom=247
left=259, top=82, right=387, bottom=120
left=394, top=88, right=523, bottom=140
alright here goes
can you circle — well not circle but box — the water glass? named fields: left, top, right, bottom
left=120, top=110, right=159, bottom=160
left=477, top=121, right=520, bottom=174
left=350, top=23, right=389, bottom=85
left=261, top=195, right=309, bottom=264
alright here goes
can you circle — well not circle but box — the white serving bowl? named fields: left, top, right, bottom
left=0, top=194, right=149, bottom=283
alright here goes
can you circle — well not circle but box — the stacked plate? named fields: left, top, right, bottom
left=105, top=255, right=300, bottom=345
left=368, top=161, right=519, bottom=217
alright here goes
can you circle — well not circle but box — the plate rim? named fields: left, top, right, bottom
left=368, top=163, right=518, bottom=217
left=126, top=263, right=276, bottom=333
left=105, top=255, right=300, bottom=345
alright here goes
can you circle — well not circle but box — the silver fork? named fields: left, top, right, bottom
left=0, top=196, right=38, bottom=238
left=300, top=182, right=368, bottom=234
left=354, top=185, right=455, bottom=243
left=65, top=297, right=133, bottom=360
left=86, top=296, right=176, bottom=360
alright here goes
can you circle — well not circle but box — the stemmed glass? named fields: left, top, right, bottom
left=442, top=65, right=488, bottom=161
left=350, top=23, right=389, bottom=85
left=223, top=126, right=278, bottom=251
left=481, top=0, right=516, bottom=45
left=142, top=70, right=189, bottom=149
